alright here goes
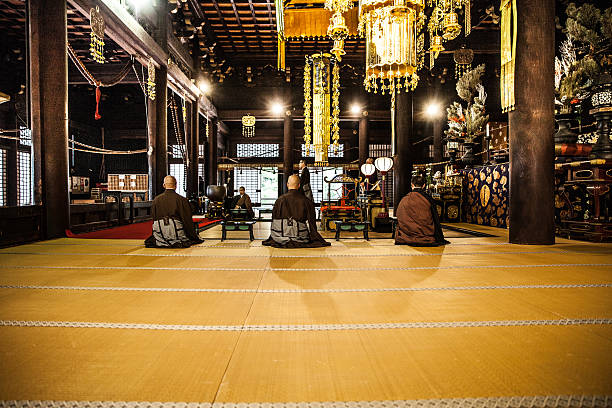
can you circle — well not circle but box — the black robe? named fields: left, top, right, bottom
left=299, top=167, right=314, bottom=202
left=145, top=189, right=203, bottom=247
left=263, top=189, right=330, bottom=248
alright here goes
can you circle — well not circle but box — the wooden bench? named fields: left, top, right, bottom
left=333, top=220, right=369, bottom=241
left=221, top=220, right=256, bottom=241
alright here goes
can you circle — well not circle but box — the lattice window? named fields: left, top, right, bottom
left=169, top=163, right=186, bottom=197
left=236, top=143, right=279, bottom=158
left=0, top=149, right=6, bottom=206
left=428, top=145, right=435, bottom=159
left=199, top=145, right=205, bottom=158
left=169, top=144, right=186, bottom=159
left=234, top=167, right=278, bottom=205
left=19, top=127, right=32, bottom=147
left=198, top=163, right=205, bottom=180
left=309, top=166, right=344, bottom=204
left=17, top=151, right=32, bottom=205
left=301, top=144, right=344, bottom=158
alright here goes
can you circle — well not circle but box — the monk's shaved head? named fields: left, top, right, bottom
left=287, top=174, right=300, bottom=190
left=163, top=175, right=177, bottom=189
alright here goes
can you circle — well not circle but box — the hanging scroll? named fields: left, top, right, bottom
left=500, top=0, right=516, bottom=113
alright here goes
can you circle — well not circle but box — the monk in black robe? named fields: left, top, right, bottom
left=263, top=175, right=330, bottom=248
left=298, top=160, right=314, bottom=202
left=145, top=175, right=203, bottom=248
left=395, top=175, right=449, bottom=246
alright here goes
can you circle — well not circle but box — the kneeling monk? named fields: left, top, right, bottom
left=395, top=175, right=449, bottom=246
left=263, top=175, right=330, bottom=248
left=145, top=175, right=203, bottom=248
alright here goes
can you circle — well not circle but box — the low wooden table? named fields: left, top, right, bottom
left=333, top=220, right=369, bottom=241
left=221, top=220, right=256, bottom=241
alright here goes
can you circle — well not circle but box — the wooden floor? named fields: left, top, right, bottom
left=0, top=223, right=611, bottom=407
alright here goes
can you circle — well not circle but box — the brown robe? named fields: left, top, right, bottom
left=145, top=189, right=202, bottom=246
left=395, top=189, right=449, bottom=246
left=235, top=193, right=254, bottom=218
left=263, top=189, right=330, bottom=248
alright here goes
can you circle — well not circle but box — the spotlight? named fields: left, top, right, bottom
left=271, top=102, right=283, bottom=115
left=425, top=102, right=441, bottom=119
left=350, top=104, right=361, bottom=115
left=198, top=81, right=210, bottom=95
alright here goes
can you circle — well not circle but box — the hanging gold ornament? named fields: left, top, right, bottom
left=242, top=114, right=256, bottom=138
left=89, top=6, right=105, bottom=64
left=147, top=58, right=156, bottom=100
left=303, top=55, right=312, bottom=155
left=360, top=0, right=423, bottom=95
left=453, top=45, right=473, bottom=78
left=327, top=11, right=349, bottom=61
left=325, top=0, right=353, bottom=60
left=303, top=53, right=340, bottom=166
left=442, top=12, right=461, bottom=40
left=429, top=34, right=444, bottom=70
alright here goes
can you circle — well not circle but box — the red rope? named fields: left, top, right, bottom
left=95, top=87, right=102, bottom=120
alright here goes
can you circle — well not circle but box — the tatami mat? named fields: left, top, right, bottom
left=0, top=223, right=611, bottom=404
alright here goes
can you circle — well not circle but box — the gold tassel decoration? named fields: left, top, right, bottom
left=89, top=6, right=105, bottom=64
left=277, top=37, right=286, bottom=71
left=147, top=58, right=156, bottom=100
left=331, top=60, right=340, bottom=150
left=465, top=0, right=471, bottom=36
left=500, top=0, right=516, bottom=112
left=303, top=56, right=312, bottom=154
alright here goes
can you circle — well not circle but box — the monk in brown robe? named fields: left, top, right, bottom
left=234, top=186, right=254, bottom=219
left=263, top=175, right=330, bottom=248
left=145, top=175, right=203, bottom=248
left=395, top=175, right=449, bottom=246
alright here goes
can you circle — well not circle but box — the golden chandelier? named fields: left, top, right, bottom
left=303, top=53, right=341, bottom=166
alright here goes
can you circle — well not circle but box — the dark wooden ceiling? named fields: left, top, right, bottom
left=172, top=0, right=500, bottom=70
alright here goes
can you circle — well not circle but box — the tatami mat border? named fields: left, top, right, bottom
left=1, top=395, right=611, bottom=408
left=0, top=250, right=595, bottom=258
left=1, top=319, right=610, bottom=331
left=1, top=284, right=610, bottom=293
left=2, top=264, right=612, bottom=272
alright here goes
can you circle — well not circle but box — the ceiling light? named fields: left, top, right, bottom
left=350, top=104, right=361, bottom=115
left=271, top=102, right=283, bottom=115
left=425, top=102, right=441, bottom=119
left=198, top=81, right=210, bottom=95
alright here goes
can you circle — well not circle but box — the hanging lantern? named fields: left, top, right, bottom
left=147, top=58, right=156, bottom=100
left=303, top=52, right=341, bottom=166
left=325, top=0, right=353, bottom=61
left=442, top=12, right=461, bottom=40
left=359, top=0, right=423, bottom=95
left=89, top=6, right=105, bottom=64
left=429, top=34, right=444, bottom=70
left=242, top=114, right=256, bottom=138
left=327, top=11, right=349, bottom=61
left=453, top=46, right=474, bottom=79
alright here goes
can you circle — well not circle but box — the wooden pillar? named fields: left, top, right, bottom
left=208, top=117, right=218, bottom=186
left=283, top=110, right=293, bottom=192
left=393, top=92, right=414, bottom=209
left=433, top=119, right=443, bottom=163
left=187, top=99, right=200, bottom=197
left=359, top=111, right=369, bottom=164
left=508, top=0, right=555, bottom=245
left=153, top=66, right=168, bottom=195
left=29, top=0, right=69, bottom=238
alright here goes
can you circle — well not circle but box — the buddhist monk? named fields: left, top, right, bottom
left=298, top=160, right=314, bottom=202
left=263, top=174, right=330, bottom=248
left=145, top=175, right=203, bottom=248
left=233, top=186, right=254, bottom=219
left=395, top=175, right=449, bottom=246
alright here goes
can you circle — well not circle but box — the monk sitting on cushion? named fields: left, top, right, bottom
left=145, top=175, right=203, bottom=248
left=263, top=175, right=330, bottom=248
left=395, top=175, right=449, bottom=247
